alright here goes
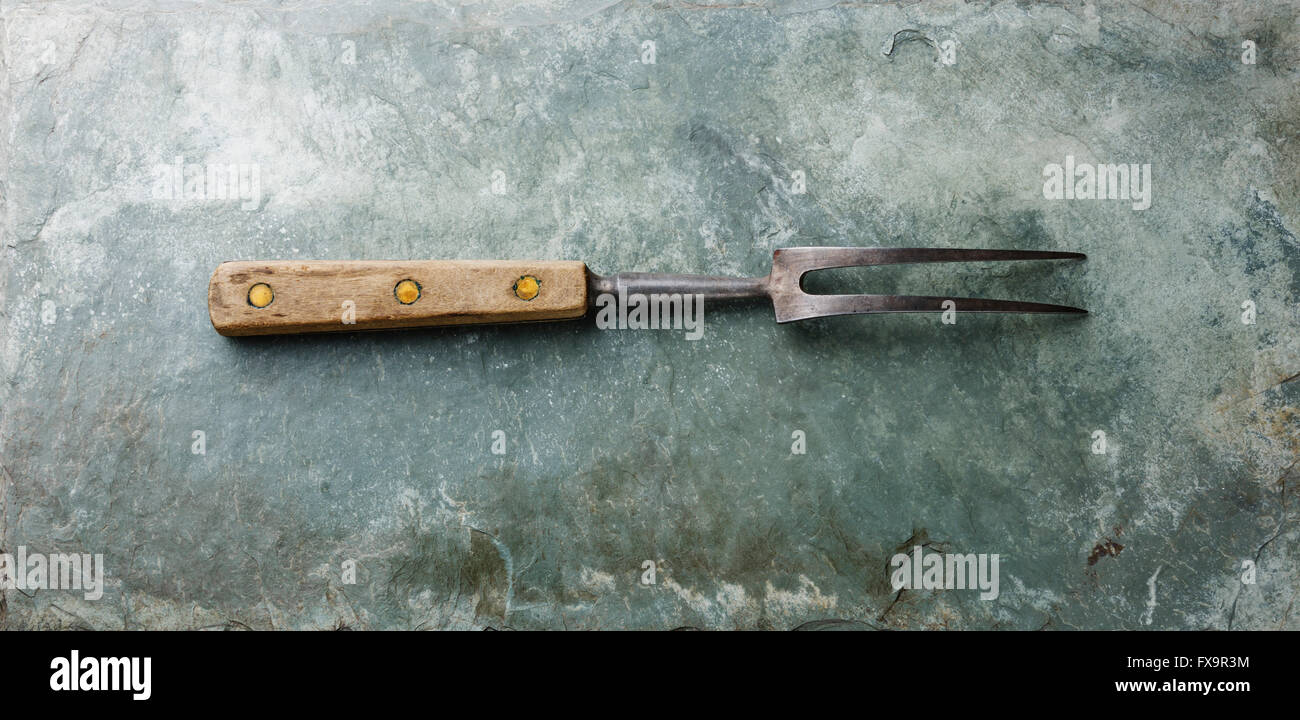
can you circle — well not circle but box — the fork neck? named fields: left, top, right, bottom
left=586, top=272, right=771, bottom=305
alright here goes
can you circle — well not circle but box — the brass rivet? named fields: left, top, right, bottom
left=248, top=283, right=274, bottom=308
left=394, top=279, right=421, bottom=305
left=514, top=275, right=540, bottom=301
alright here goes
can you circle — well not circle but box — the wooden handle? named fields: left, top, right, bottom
left=208, top=260, right=589, bottom=336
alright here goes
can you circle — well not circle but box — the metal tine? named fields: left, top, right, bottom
left=768, top=247, right=1087, bottom=322
left=774, top=294, right=1087, bottom=323
left=772, top=246, right=1086, bottom=275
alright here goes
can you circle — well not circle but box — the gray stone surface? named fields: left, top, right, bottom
left=1, top=0, right=1296, bottom=630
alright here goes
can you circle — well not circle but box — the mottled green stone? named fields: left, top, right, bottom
left=1, top=0, right=1295, bottom=630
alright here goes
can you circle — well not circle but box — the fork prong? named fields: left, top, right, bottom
left=773, top=247, right=1086, bottom=274
left=774, top=294, right=1088, bottom=323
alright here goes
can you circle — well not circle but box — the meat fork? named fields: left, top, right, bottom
left=207, top=247, right=1085, bottom=336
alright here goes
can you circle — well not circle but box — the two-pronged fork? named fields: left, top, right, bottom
left=207, top=247, right=1085, bottom=336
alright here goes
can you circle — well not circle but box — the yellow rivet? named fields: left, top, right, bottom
left=514, top=275, right=540, bottom=301
left=394, top=279, right=421, bottom=305
left=248, top=283, right=274, bottom=308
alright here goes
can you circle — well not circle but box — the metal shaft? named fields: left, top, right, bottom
left=587, top=272, right=770, bottom=306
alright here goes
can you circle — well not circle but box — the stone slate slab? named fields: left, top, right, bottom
left=1, top=0, right=1296, bottom=630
